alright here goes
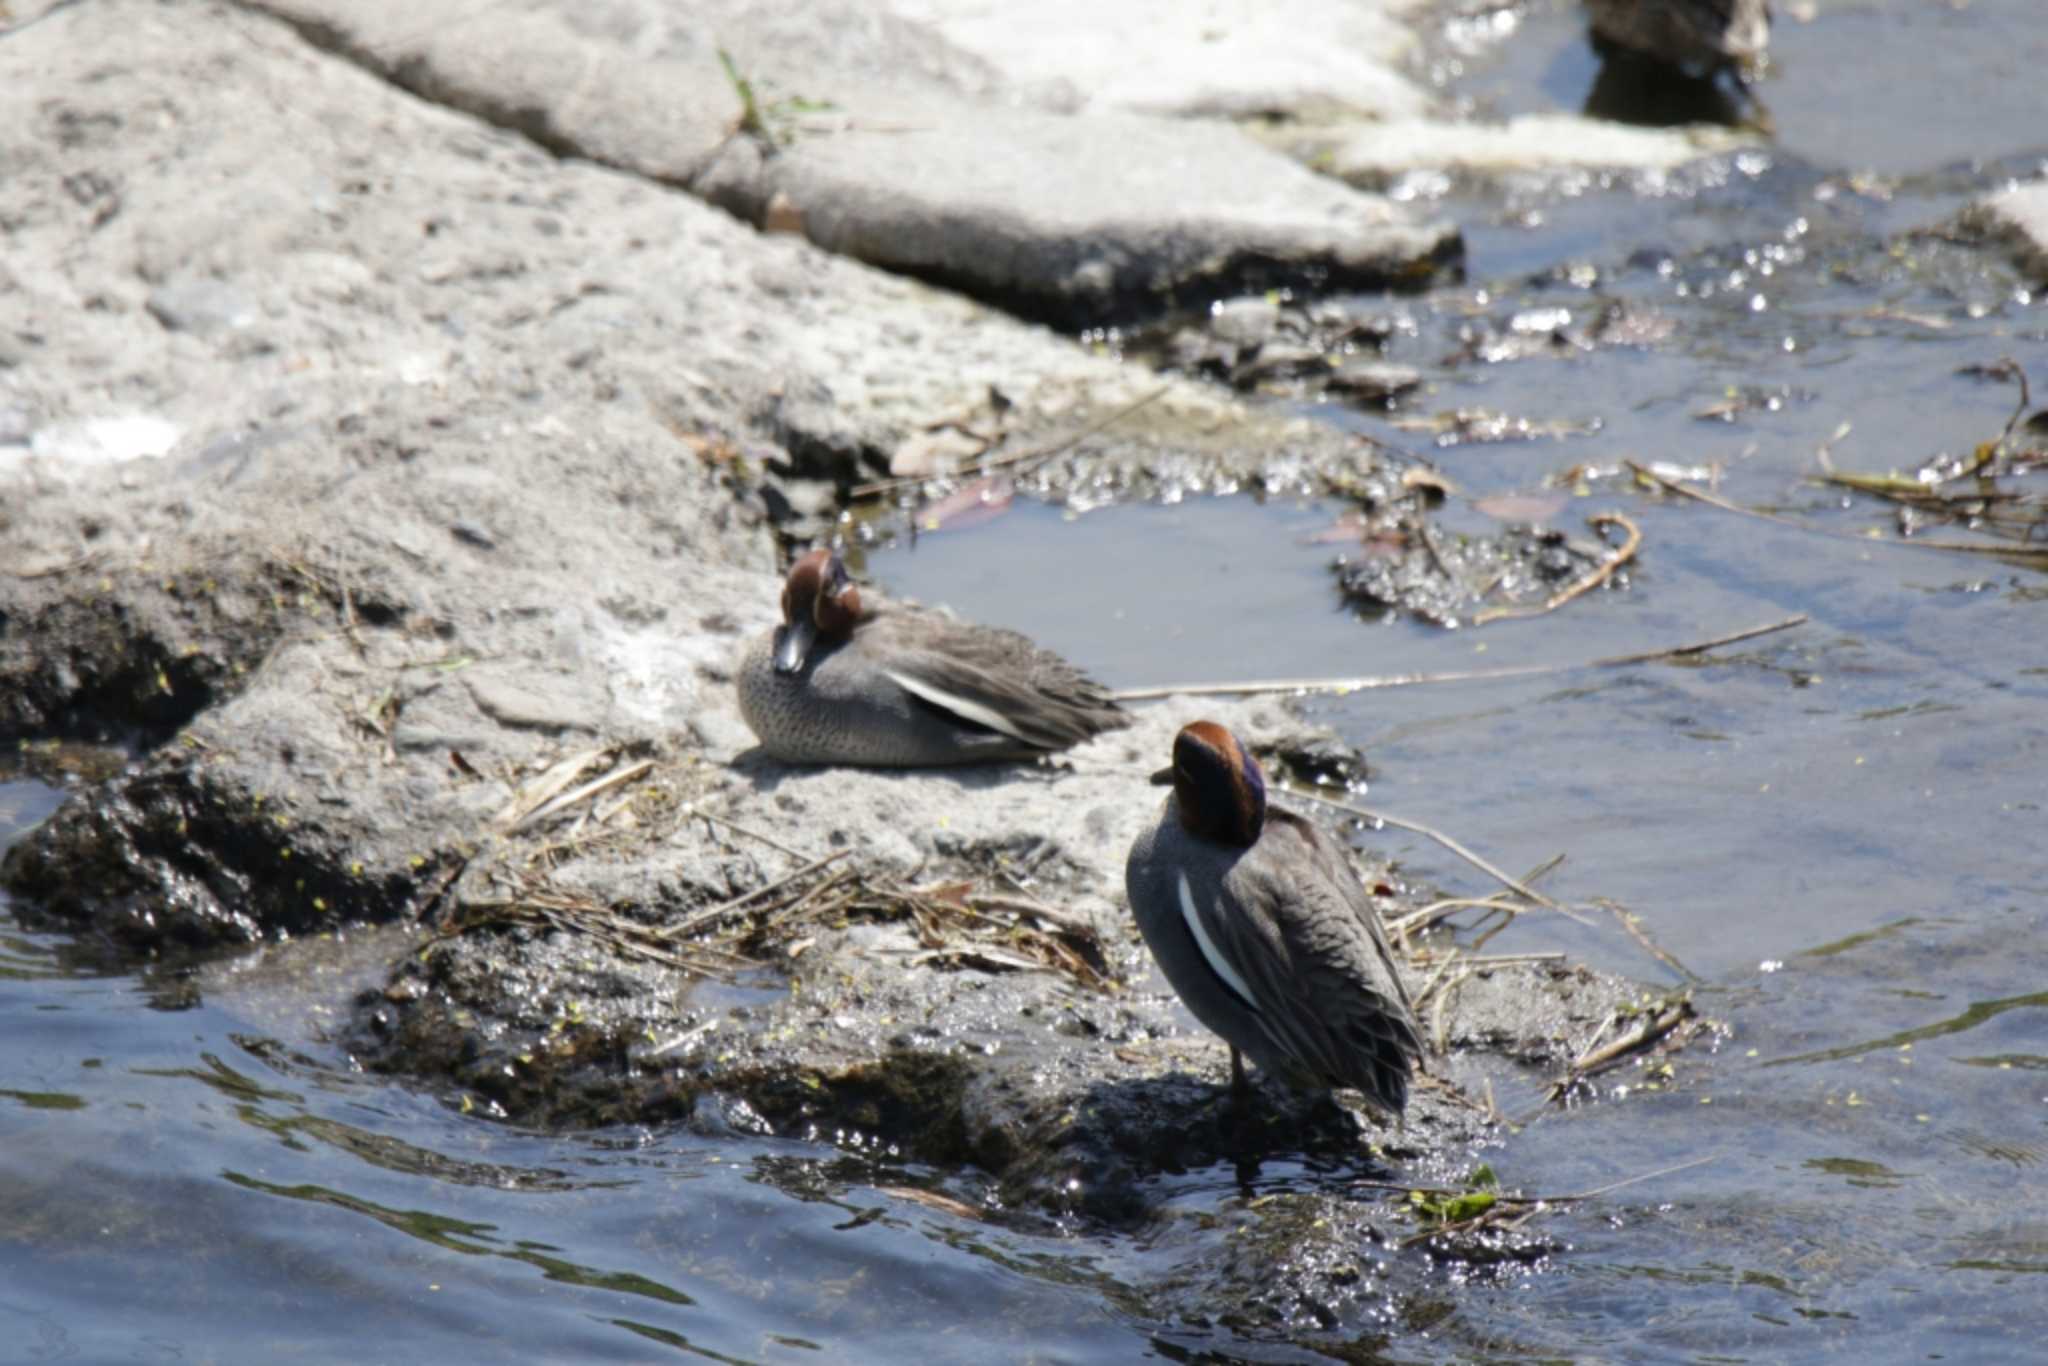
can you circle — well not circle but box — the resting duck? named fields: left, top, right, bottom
left=737, top=549, right=1131, bottom=766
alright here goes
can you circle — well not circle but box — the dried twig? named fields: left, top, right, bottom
left=1541, top=998, right=1698, bottom=1108
left=653, top=850, right=853, bottom=941
left=1630, top=459, right=2048, bottom=560
left=692, top=806, right=815, bottom=862
left=510, top=759, right=653, bottom=833
left=1472, top=511, right=1642, bottom=624
left=1285, top=786, right=1592, bottom=925
left=1351, top=1154, right=1718, bottom=1205
left=1406, top=951, right=1566, bottom=967
left=1594, top=897, right=1699, bottom=983
left=495, top=746, right=613, bottom=827
left=1387, top=896, right=1519, bottom=943
left=1110, top=613, right=1809, bottom=700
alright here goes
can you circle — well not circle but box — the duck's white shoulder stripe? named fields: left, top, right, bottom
left=883, top=668, right=1029, bottom=742
left=1176, top=871, right=1260, bottom=1013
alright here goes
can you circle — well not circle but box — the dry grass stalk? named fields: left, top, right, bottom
left=1472, top=511, right=1642, bottom=625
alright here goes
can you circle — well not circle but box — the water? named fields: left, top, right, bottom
left=6, top=0, right=2048, bottom=1359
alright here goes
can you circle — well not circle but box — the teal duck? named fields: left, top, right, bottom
left=1125, top=721, right=1423, bottom=1116
left=737, top=549, right=1130, bottom=766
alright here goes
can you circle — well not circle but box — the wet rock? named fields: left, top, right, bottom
left=1334, top=522, right=1617, bottom=628
left=1326, top=358, right=1423, bottom=406
left=1959, top=180, right=2048, bottom=283
left=1208, top=295, right=1284, bottom=350
left=707, top=104, right=1461, bottom=326
left=1291, top=113, right=1756, bottom=188
left=330, top=696, right=1653, bottom=1222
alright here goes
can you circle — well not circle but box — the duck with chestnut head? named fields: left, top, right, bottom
left=736, top=549, right=1131, bottom=767
left=1125, top=720, right=1423, bottom=1119
left=1585, top=0, right=1770, bottom=75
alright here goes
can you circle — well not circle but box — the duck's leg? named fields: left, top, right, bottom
left=1224, top=1047, right=1263, bottom=1155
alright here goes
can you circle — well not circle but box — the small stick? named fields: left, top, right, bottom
left=1350, top=1154, right=1719, bottom=1205
left=511, top=759, right=654, bottom=833
left=1985, top=356, right=2033, bottom=451
left=1409, top=950, right=1464, bottom=1011
left=1387, top=895, right=1520, bottom=940
left=970, top=891, right=1098, bottom=940
left=1429, top=967, right=1467, bottom=1054
left=1286, top=787, right=1593, bottom=925
left=1110, top=612, right=1809, bottom=700
left=1472, top=512, right=1642, bottom=625
left=496, top=745, right=614, bottom=826
left=693, top=806, right=815, bottom=862
left=1630, top=459, right=2048, bottom=560
left=1596, top=897, right=1700, bottom=983
left=1540, top=1000, right=1696, bottom=1111
left=655, top=849, right=852, bottom=940
left=850, top=386, right=1169, bottom=499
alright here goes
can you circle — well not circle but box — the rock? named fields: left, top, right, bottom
left=20, top=415, right=181, bottom=470
left=1326, top=358, right=1423, bottom=405
left=0, top=404, right=36, bottom=446
left=248, top=0, right=1459, bottom=323
left=1293, top=112, right=1758, bottom=188
left=1208, top=295, right=1283, bottom=350
left=1959, top=181, right=2048, bottom=283
left=707, top=102, right=1460, bottom=324
left=907, top=0, right=1433, bottom=122
left=145, top=276, right=261, bottom=336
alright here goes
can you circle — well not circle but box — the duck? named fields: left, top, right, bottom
left=736, top=548, right=1131, bottom=766
left=1125, top=720, right=1423, bottom=1117
left=1584, top=0, right=1770, bottom=74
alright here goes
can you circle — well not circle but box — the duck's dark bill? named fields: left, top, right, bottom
left=773, top=620, right=817, bottom=673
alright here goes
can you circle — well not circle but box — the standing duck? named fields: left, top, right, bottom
left=1125, top=721, right=1424, bottom=1117
left=1585, top=0, right=1771, bottom=74
left=737, top=548, right=1131, bottom=766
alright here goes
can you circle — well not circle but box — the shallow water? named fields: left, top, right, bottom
left=6, top=0, right=2048, bottom=1360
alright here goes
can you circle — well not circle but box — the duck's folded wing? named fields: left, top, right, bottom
left=877, top=628, right=1129, bottom=752
left=1237, top=817, right=1425, bottom=1105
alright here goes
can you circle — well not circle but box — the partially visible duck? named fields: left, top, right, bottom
left=1585, top=0, right=1771, bottom=74
left=1125, top=721, right=1423, bottom=1117
left=736, top=549, right=1131, bottom=766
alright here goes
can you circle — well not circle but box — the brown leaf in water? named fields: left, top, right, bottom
left=877, top=1186, right=987, bottom=1221
left=915, top=476, right=1014, bottom=533
left=1472, top=492, right=1569, bottom=524
left=1301, top=510, right=1368, bottom=545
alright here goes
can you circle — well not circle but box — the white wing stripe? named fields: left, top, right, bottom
left=1176, top=872, right=1261, bottom=1014
left=883, top=669, right=1029, bottom=741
